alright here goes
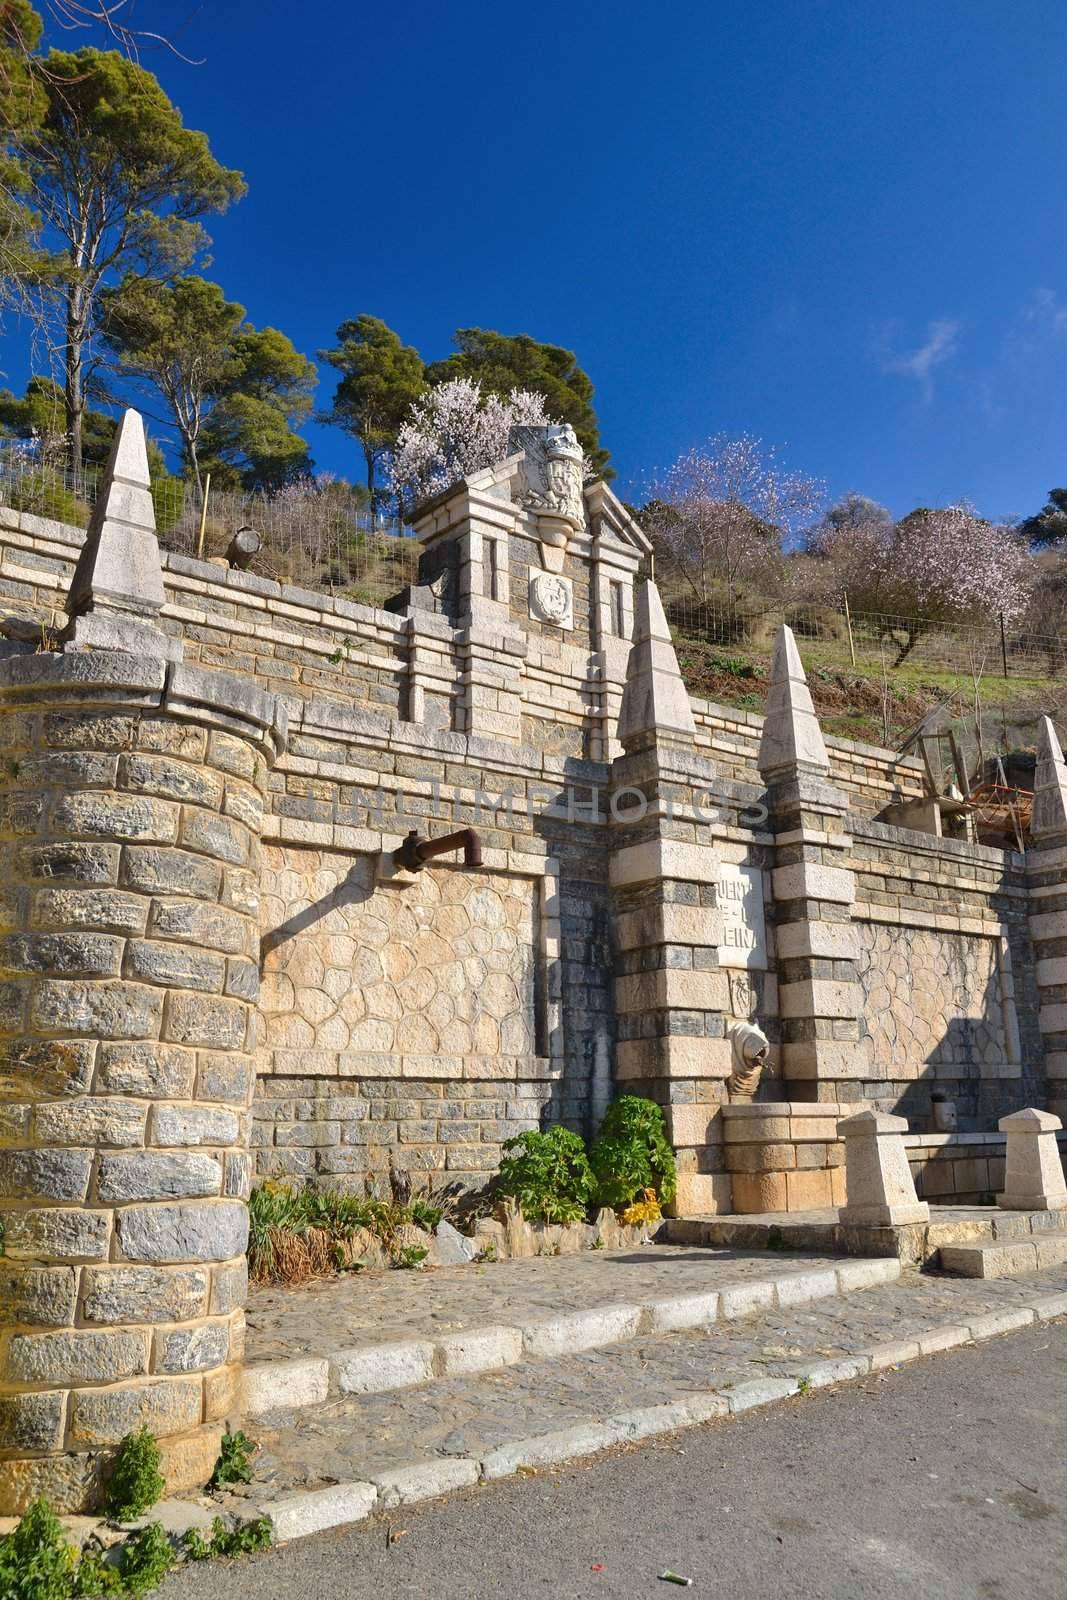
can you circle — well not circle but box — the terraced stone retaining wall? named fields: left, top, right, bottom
left=0, top=496, right=1048, bottom=1194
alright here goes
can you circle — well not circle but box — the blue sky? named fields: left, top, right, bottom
left=18, top=0, right=1067, bottom=520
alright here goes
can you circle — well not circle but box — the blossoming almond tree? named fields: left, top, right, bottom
left=387, top=377, right=552, bottom=508
left=646, top=434, right=825, bottom=606
left=811, top=503, right=1032, bottom=663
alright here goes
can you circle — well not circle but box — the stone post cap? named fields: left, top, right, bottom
left=837, top=1108, right=909, bottom=1137
left=757, top=623, right=831, bottom=781
left=998, top=1107, right=1063, bottom=1133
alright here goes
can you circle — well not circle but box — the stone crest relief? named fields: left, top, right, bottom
left=510, top=423, right=585, bottom=571
left=528, top=570, right=574, bottom=630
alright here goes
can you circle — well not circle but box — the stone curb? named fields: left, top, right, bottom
left=241, top=1257, right=901, bottom=1417
left=250, top=1283, right=1067, bottom=1543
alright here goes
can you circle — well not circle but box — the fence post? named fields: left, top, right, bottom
left=1000, top=612, right=1008, bottom=680
left=842, top=592, right=857, bottom=667
left=196, top=472, right=212, bottom=559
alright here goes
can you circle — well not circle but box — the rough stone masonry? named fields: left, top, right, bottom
left=0, top=409, right=1056, bottom=1510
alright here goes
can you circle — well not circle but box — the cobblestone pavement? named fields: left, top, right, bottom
left=244, top=1244, right=857, bottom=1363
left=242, top=1260, right=1067, bottom=1496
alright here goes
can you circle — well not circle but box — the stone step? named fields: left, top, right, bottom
left=940, top=1232, right=1067, bottom=1278
left=219, top=1261, right=1067, bottom=1543
left=664, top=1204, right=1067, bottom=1267
left=241, top=1250, right=901, bottom=1418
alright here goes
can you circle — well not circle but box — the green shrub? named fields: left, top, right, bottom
left=210, top=1430, right=257, bottom=1490
left=0, top=1498, right=76, bottom=1600
left=5, top=471, right=90, bottom=528
left=708, top=652, right=756, bottom=679
left=118, top=1523, right=173, bottom=1596
left=589, top=1096, right=677, bottom=1210
left=106, top=1428, right=164, bottom=1522
left=182, top=1516, right=273, bottom=1562
left=496, top=1126, right=595, bottom=1223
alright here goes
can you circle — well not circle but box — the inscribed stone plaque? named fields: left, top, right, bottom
left=717, top=863, right=767, bottom=970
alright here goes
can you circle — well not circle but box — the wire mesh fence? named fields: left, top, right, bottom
left=159, top=483, right=418, bottom=608
left=1, top=444, right=1064, bottom=678
left=655, top=577, right=1067, bottom=682
left=0, top=445, right=421, bottom=608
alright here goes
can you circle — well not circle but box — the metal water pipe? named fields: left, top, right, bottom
left=392, top=827, right=483, bottom=873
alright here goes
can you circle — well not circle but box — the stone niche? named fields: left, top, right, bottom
left=256, top=850, right=543, bottom=1185
left=854, top=923, right=1021, bottom=1120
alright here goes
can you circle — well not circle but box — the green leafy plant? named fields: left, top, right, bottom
left=496, top=1126, right=595, bottom=1224
left=118, top=1523, right=173, bottom=1596
left=0, top=1497, right=77, bottom=1600
left=796, top=1376, right=813, bottom=1397
left=210, top=1429, right=257, bottom=1490
left=106, top=1428, right=165, bottom=1522
left=182, top=1516, right=273, bottom=1562
left=410, top=1197, right=444, bottom=1233
left=708, top=652, right=756, bottom=679
left=394, top=1244, right=428, bottom=1269
left=589, top=1096, right=677, bottom=1211
left=71, top=1549, right=121, bottom=1597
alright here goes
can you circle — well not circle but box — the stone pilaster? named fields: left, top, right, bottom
left=1026, top=716, right=1067, bottom=1120
left=0, top=654, right=283, bottom=1514
left=759, top=627, right=866, bottom=1101
left=609, top=581, right=730, bottom=1213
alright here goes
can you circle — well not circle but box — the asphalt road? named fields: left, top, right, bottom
left=163, top=1320, right=1067, bottom=1600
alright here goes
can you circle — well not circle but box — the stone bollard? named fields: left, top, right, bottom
left=0, top=652, right=283, bottom=1514
left=997, top=1108, right=1067, bottom=1212
left=836, top=1109, right=929, bottom=1227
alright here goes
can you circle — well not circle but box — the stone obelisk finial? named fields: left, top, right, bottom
left=65, top=408, right=181, bottom=659
left=1031, top=715, right=1067, bottom=841
left=757, top=624, right=829, bottom=782
left=616, top=578, right=696, bottom=750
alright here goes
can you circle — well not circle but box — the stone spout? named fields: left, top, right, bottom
left=726, top=1020, right=770, bottom=1102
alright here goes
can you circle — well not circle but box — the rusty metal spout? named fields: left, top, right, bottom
left=392, top=827, right=483, bottom=873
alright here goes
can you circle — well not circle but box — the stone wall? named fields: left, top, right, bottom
left=0, top=650, right=282, bottom=1514
left=721, top=1102, right=853, bottom=1213
left=3, top=414, right=1060, bottom=1513
left=0, top=479, right=1046, bottom=1208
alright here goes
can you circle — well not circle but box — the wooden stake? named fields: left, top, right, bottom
left=196, top=473, right=212, bottom=559
left=843, top=592, right=856, bottom=667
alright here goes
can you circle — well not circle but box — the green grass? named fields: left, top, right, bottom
left=247, top=1183, right=445, bottom=1283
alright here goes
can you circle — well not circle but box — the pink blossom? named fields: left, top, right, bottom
left=387, top=378, right=553, bottom=505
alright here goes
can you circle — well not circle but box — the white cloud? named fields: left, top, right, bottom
left=1023, top=287, right=1067, bottom=335
left=874, top=318, right=960, bottom=401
